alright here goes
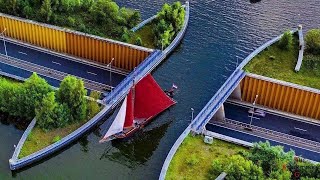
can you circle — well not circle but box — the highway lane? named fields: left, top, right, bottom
left=206, top=124, right=320, bottom=162
left=0, top=39, right=126, bottom=87
left=224, top=102, right=320, bottom=142
left=0, top=61, right=105, bottom=96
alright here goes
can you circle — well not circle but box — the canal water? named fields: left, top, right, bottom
left=1, top=0, right=320, bottom=179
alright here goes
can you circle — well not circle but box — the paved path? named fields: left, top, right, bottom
left=0, top=39, right=126, bottom=87
left=224, top=102, right=320, bottom=142
left=206, top=124, right=320, bottom=162
left=295, top=28, right=304, bottom=72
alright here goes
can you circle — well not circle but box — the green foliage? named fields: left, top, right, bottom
left=134, top=37, right=143, bottom=46
left=57, top=76, right=87, bottom=122
left=52, top=135, right=61, bottom=143
left=87, top=91, right=101, bottom=119
left=244, top=141, right=294, bottom=176
left=186, top=154, right=200, bottom=167
left=40, top=0, right=53, bottom=22
left=153, top=1, right=185, bottom=49
left=278, top=30, right=293, bottom=50
left=305, top=29, right=320, bottom=55
left=0, top=73, right=52, bottom=120
left=293, top=161, right=320, bottom=179
left=23, top=73, right=53, bottom=119
left=225, top=155, right=264, bottom=180
left=0, top=0, right=141, bottom=41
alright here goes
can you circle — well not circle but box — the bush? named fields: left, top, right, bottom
left=186, top=154, right=200, bottom=166
left=278, top=30, right=293, bottom=50
left=87, top=91, right=101, bottom=119
left=134, top=37, right=142, bottom=46
left=52, top=135, right=61, bottom=143
left=153, top=1, right=185, bottom=49
left=305, top=29, right=320, bottom=55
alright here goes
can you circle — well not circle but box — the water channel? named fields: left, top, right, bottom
left=1, top=0, right=320, bottom=179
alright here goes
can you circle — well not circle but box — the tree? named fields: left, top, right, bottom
left=87, top=91, right=100, bottom=119
left=225, top=155, right=264, bottom=180
left=40, top=0, right=53, bottom=22
left=135, top=37, right=142, bottom=46
left=305, top=29, right=320, bottom=55
left=36, top=92, right=57, bottom=130
left=245, top=141, right=295, bottom=176
left=207, top=156, right=264, bottom=180
left=278, top=30, right=293, bottom=50
left=57, top=76, right=87, bottom=122
left=22, top=73, right=53, bottom=119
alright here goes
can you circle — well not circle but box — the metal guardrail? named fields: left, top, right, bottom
left=0, top=54, right=111, bottom=92
left=104, top=50, right=161, bottom=104
left=131, top=15, right=157, bottom=32
left=224, top=118, right=320, bottom=150
left=191, top=69, right=246, bottom=132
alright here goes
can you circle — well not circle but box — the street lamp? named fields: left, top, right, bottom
left=249, top=95, right=259, bottom=128
left=107, top=58, right=115, bottom=94
left=191, top=108, right=194, bottom=122
left=1, top=28, right=8, bottom=59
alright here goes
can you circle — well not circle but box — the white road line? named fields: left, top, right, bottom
left=247, top=116, right=260, bottom=120
left=18, top=51, right=27, bottom=55
left=294, top=127, right=307, bottom=132
left=52, top=61, right=61, bottom=65
left=87, top=71, right=97, bottom=76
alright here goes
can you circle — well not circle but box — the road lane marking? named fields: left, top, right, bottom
left=18, top=51, right=27, bottom=55
left=52, top=61, right=61, bottom=65
left=247, top=115, right=260, bottom=120
left=87, top=71, right=97, bottom=76
left=294, top=127, right=307, bottom=132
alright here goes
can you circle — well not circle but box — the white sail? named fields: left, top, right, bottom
left=103, top=96, right=127, bottom=139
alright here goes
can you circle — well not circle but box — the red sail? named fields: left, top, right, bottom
left=124, top=89, right=134, bottom=128
left=134, top=74, right=175, bottom=120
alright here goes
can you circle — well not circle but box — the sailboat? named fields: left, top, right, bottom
left=99, top=74, right=176, bottom=143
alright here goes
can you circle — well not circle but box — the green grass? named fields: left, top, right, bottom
left=244, top=34, right=320, bottom=90
left=131, top=24, right=156, bottom=49
left=18, top=121, right=84, bottom=158
left=166, top=135, right=246, bottom=180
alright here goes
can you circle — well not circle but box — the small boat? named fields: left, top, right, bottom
left=99, top=74, right=176, bottom=143
left=248, top=108, right=266, bottom=117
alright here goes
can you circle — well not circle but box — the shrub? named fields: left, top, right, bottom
left=87, top=91, right=101, bottom=119
left=52, top=135, right=61, bottom=143
left=278, top=30, right=293, bottom=50
left=134, top=37, right=143, bottom=46
left=186, top=154, right=200, bottom=166
left=305, top=29, right=320, bottom=55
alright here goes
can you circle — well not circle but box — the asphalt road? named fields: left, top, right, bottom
left=206, top=124, right=320, bottom=162
left=0, top=61, right=64, bottom=88
left=224, top=102, right=320, bottom=142
left=0, top=39, right=126, bottom=87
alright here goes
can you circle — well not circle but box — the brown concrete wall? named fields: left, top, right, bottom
left=241, top=74, right=320, bottom=119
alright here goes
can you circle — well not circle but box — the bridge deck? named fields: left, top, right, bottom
left=0, top=38, right=126, bottom=90
left=191, top=69, right=246, bottom=132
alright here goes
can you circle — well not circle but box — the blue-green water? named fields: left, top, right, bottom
left=1, top=0, right=320, bottom=179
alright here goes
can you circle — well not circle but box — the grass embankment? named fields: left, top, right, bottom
left=19, top=103, right=102, bottom=159
left=244, top=34, right=320, bottom=89
left=131, top=24, right=156, bottom=49
left=18, top=122, right=83, bottom=158
left=166, top=135, right=246, bottom=180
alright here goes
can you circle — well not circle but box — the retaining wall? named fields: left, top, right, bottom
left=0, top=13, right=152, bottom=71
left=241, top=73, right=320, bottom=120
